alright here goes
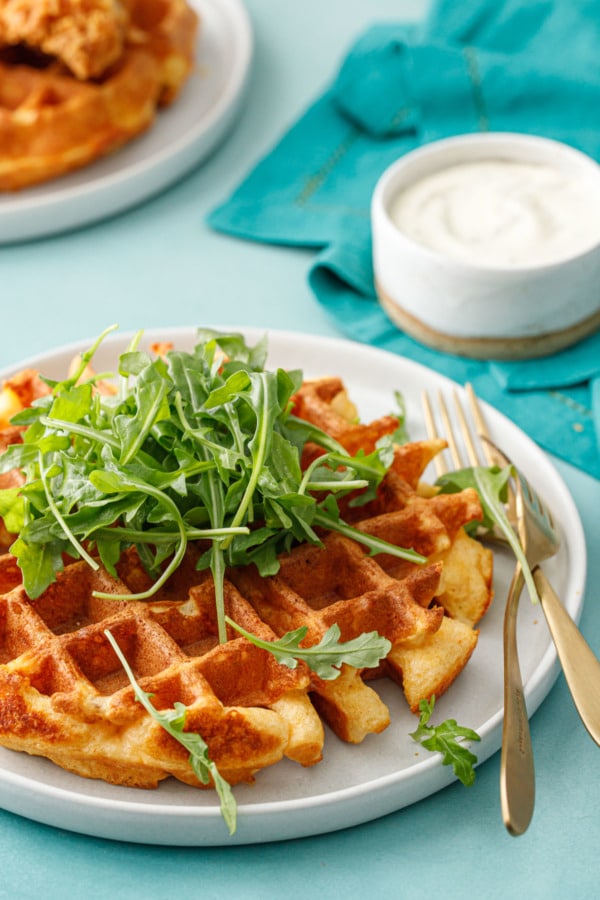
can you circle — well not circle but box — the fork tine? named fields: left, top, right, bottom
left=423, top=386, right=486, bottom=474
left=522, top=476, right=555, bottom=532
left=522, top=478, right=535, bottom=506
left=514, top=464, right=552, bottom=529
left=436, top=391, right=464, bottom=470
left=522, top=475, right=543, bottom=514
left=423, top=384, right=516, bottom=489
left=423, top=387, right=484, bottom=477
left=452, top=390, right=482, bottom=468
left=421, top=391, right=449, bottom=477
left=465, top=383, right=497, bottom=468
left=466, top=383, right=518, bottom=525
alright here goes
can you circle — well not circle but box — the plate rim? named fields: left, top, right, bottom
left=0, top=325, right=587, bottom=845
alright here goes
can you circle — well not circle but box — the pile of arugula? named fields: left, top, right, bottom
left=0, top=326, right=424, bottom=631
left=0, top=326, right=487, bottom=834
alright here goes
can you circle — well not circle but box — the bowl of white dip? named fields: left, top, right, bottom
left=371, top=133, right=600, bottom=359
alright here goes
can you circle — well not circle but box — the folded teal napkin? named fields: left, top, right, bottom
left=208, top=0, right=600, bottom=479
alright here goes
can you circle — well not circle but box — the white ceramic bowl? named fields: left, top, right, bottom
left=371, top=133, right=600, bottom=360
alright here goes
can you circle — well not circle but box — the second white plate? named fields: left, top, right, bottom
left=0, top=0, right=253, bottom=244
left=0, top=327, right=587, bottom=845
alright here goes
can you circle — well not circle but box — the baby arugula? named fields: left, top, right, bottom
left=410, top=695, right=481, bottom=786
left=225, top=618, right=392, bottom=680
left=104, top=629, right=238, bottom=835
left=0, top=326, right=425, bottom=647
left=435, top=464, right=540, bottom=604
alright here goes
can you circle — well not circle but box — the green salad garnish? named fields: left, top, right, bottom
left=410, top=695, right=481, bottom=786
left=0, top=325, right=425, bottom=643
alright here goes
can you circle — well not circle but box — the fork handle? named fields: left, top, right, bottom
left=500, top=566, right=535, bottom=836
left=534, top=567, right=600, bottom=747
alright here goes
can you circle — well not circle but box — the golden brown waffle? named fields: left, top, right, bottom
left=0, top=0, right=129, bottom=80
left=292, top=376, right=401, bottom=468
left=290, top=377, right=493, bottom=714
left=0, top=369, right=493, bottom=791
left=293, top=376, right=492, bottom=619
left=0, top=552, right=20, bottom=593
left=0, top=0, right=198, bottom=191
left=0, top=558, right=324, bottom=787
left=349, top=466, right=494, bottom=626
left=231, top=544, right=445, bottom=742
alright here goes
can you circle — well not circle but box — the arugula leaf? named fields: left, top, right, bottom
left=0, top=328, right=425, bottom=638
left=390, top=391, right=409, bottom=445
left=0, top=487, right=25, bottom=534
left=435, top=465, right=510, bottom=535
left=314, top=495, right=426, bottom=565
left=10, top=535, right=66, bottom=599
left=436, top=465, right=540, bottom=604
left=410, top=696, right=480, bottom=786
left=104, top=628, right=237, bottom=835
left=225, top=617, right=392, bottom=680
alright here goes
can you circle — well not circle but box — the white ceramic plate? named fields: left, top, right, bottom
left=0, top=327, right=587, bottom=846
left=0, top=0, right=252, bottom=244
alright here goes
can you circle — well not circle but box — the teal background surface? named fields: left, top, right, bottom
left=0, top=2, right=598, bottom=897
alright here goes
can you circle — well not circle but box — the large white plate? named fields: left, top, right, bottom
left=0, top=0, right=252, bottom=244
left=0, top=327, right=587, bottom=845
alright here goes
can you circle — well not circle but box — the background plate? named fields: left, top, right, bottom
left=0, top=0, right=252, bottom=244
left=0, top=327, right=587, bottom=845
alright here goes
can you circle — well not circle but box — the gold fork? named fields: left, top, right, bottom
left=489, top=441, right=559, bottom=836
left=423, top=384, right=600, bottom=829
left=483, top=443, right=600, bottom=752
left=447, top=388, right=600, bottom=750
left=422, top=384, right=558, bottom=836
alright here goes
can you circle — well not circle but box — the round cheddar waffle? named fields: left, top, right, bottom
left=0, top=0, right=198, bottom=191
left=0, top=0, right=129, bottom=80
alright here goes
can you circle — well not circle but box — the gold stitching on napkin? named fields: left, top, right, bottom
left=295, top=128, right=361, bottom=206
left=548, top=392, right=593, bottom=418
left=463, top=46, right=489, bottom=132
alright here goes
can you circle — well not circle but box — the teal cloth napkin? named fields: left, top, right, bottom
left=208, top=0, right=600, bottom=479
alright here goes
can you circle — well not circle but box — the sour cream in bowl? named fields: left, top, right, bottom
left=371, top=133, right=600, bottom=359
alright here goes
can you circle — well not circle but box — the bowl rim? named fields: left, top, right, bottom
left=371, top=131, right=600, bottom=274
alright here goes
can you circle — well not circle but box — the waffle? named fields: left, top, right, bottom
left=230, top=462, right=489, bottom=730
left=294, top=377, right=493, bottom=618
left=0, top=0, right=198, bottom=191
left=0, top=369, right=493, bottom=791
left=292, top=376, right=402, bottom=468
left=0, top=0, right=129, bottom=80
left=0, top=557, right=324, bottom=786
left=289, top=377, right=492, bottom=715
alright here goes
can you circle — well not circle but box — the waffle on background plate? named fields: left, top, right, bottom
left=0, top=0, right=199, bottom=190
left=0, top=363, right=494, bottom=791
